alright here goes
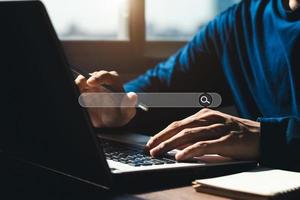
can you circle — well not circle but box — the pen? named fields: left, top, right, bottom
left=71, top=66, right=149, bottom=112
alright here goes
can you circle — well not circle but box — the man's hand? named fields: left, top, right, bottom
left=75, top=70, right=137, bottom=128
left=146, top=108, right=260, bottom=161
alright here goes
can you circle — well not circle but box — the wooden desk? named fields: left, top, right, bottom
left=135, top=186, right=229, bottom=200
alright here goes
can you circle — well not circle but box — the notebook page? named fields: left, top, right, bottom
left=196, top=168, right=300, bottom=196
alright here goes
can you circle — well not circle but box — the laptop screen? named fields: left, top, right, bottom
left=0, top=1, right=112, bottom=187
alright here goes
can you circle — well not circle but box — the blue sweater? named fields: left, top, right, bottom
left=125, top=0, right=300, bottom=169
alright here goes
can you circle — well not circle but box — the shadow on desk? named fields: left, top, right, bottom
left=0, top=154, right=138, bottom=200
left=0, top=156, right=187, bottom=200
left=0, top=153, right=253, bottom=200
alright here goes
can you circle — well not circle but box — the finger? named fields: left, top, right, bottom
left=146, top=118, right=211, bottom=150
left=75, top=75, right=88, bottom=93
left=109, top=70, right=119, bottom=76
left=100, top=92, right=137, bottom=127
left=87, top=70, right=123, bottom=91
left=150, top=123, right=228, bottom=157
left=121, top=92, right=138, bottom=108
left=176, top=143, right=192, bottom=150
left=175, top=137, right=227, bottom=161
left=87, top=107, right=104, bottom=128
left=120, top=92, right=138, bottom=123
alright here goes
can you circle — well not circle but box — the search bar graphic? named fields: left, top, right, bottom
left=79, top=93, right=222, bottom=108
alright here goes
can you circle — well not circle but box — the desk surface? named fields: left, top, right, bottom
left=135, top=186, right=229, bottom=200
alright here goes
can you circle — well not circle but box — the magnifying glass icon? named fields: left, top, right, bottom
left=199, top=93, right=213, bottom=107
left=200, top=96, right=210, bottom=104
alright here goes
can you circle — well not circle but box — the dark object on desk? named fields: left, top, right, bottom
left=0, top=0, right=256, bottom=194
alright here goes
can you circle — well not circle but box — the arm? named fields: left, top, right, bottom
left=124, top=22, right=232, bottom=104
left=123, top=31, right=232, bottom=133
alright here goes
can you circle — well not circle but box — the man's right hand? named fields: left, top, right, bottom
left=75, top=70, right=137, bottom=128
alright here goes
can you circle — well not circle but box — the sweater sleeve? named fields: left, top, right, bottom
left=258, top=116, right=300, bottom=170
left=123, top=8, right=236, bottom=99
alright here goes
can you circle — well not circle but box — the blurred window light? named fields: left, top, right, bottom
left=41, top=0, right=129, bottom=40
left=146, top=0, right=240, bottom=41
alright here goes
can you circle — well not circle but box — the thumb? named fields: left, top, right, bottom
left=120, top=92, right=138, bottom=108
left=125, top=92, right=138, bottom=107
left=120, top=92, right=138, bottom=123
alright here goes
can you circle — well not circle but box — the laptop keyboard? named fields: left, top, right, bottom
left=101, top=139, right=177, bottom=167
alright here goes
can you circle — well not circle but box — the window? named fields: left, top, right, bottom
left=39, top=0, right=240, bottom=68
left=146, top=0, right=240, bottom=41
left=41, top=0, right=129, bottom=40
left=42, top=0, right=239, bottom=42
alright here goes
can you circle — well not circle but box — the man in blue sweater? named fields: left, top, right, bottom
left=76, top=0, right=300, bottom=169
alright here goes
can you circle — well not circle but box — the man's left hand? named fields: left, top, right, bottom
left=146, top=108, right=260, bottom=161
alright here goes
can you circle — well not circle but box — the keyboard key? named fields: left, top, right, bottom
left=128, top=162, right=142, bottom=167
left=101, top=139, right=176, bottom=167
left=142, top=162, right=153, bottom=166
left=162, top=158, right=176, bottom=164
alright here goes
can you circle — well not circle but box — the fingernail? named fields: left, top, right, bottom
left=150, top=148, right=159, bottom=157
left=146, top=140, right=151, bottom=146
left=146, top=138, right=153, bottom=147
left=149, top=151, right=154, bottom=157
left=150, top=149, right=155, bottom=156
left=146, top=142, right=151, bottom=149
left=87, top=77, right=95, bottom=83
left=144, top=144, right=150, bottom=152
left=175, top=151, right=184, bottom=160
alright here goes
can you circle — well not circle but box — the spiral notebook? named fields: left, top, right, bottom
left=193, top=168, right=300, bottom=200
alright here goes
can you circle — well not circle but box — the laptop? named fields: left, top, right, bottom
left=0, top=1, right=256, bottom=191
